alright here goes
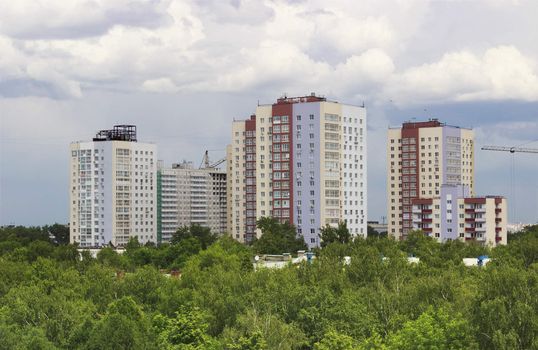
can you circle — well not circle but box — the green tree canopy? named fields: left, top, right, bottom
left=172, top=224, right=217, bottom=250
left=319, top=222, right=352, bottom=248
left=252, top=217, right=307, bottom=254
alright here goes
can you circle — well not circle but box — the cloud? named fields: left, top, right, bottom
left=387, top=46, right=538, bottom=105
left=0, top=0, right=536, bottom=105
left=0, top=0, right=171, bottom=39
left=0, top=0, right=204, bottom=98
left=142, top=77, right=179, bottom=93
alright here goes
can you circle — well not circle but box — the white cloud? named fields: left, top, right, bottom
left=386, top=46, right=538, bottom=105
left=0, top=0, right=204, bottom=97
left=0, top=0, right=171, bottom=39
left=0, top=0, right=536, bottom=105
left=142, top=77, right=179, bottom=93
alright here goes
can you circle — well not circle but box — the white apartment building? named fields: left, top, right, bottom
left=228, top=94, right=367, bottom=248
left=412, top=184, right=507, bottom=246
left=157, top=161, right=227, bottom=243
left=70, top=125, right=157, bottom=247
left=387, top=119, right=474, bottom=240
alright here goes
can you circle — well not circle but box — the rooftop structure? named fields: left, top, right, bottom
left=93, top=125, right=137, bottom=142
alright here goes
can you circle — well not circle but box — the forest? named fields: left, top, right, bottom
left=0, top=221, right=537, bottom=350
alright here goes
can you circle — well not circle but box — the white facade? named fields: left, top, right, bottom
left=387, top=120, right=474, bottom=240
left=158, top=161, right=227, bottom=243
left=411, top=185, right=507, bottom=246
left=227, top=95, right=367, bottom=248
left=70, top=128, right=157, bottom=247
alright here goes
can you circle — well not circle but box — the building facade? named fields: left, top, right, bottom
left=157, top=161, right=227, bottom=243
left=227, top=94, right=367, bottom=247
left=412, top=184, right=507, bottom=246
left=70, top=125, right=157, bottom=247
left=387, top=120, right=474, bottom=240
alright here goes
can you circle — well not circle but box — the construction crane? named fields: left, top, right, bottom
left=481, top=145, right=538, bottom=153
left=481, top=143, right=538, bottom=221
left=200, top=150, right=226, bottom=169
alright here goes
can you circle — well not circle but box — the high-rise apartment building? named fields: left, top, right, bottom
left=386, top=119, right=475, bottom=240
left=227, top=94, right=367, bottom=248
left=412, top=184, right=507, bottom=246
left=70, top=125, right=157, bottom=247
left=157, top=161, right=227, bottom=243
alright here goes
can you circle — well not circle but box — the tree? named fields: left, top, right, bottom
left=172, top=224, right=217, bottom=250
left=96, top=247, right=123, bottom=267
left=319, top=222, right=352, bottom=248
left=252, top=217, right=307, bottom=254
left=221, top=309, right=307, bottom=350
left=154, top=307, right=218, bottom=349
left=45, top=223, right=70, bottom=245
left=314, top=330, right=358, bottom=350
left=495, top=224, right=538, bottom=267
left=86, top=297, right=153, bottom=350
left=367, top=225, right=387, bottom=238
left=225, top=331, right=266, bottom=350
left=471, top=264, right=538, bottom=349
left=386, top=307, right=477, bottom=350
left=52, top=244, right=79, bottom=263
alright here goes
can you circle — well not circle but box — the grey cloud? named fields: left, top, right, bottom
left=0, top=79, right=76, bottom=99
left=0, top=1, right=171, bottom=40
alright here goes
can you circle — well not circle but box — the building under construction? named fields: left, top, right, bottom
left=157, top=156, right=227, bottom=243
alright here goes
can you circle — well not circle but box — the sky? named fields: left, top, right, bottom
left=1, top=0, right=537, bottom=226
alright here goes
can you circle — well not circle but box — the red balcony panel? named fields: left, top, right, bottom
left=465, top=227, right=475, bottom=232
left=422, top=209, right=432, bottom=214
left=464, top=198, right=486, bottom=205
left=495, top=218, right=502, bottom=223
left=422, top=227, right=432, bottom=232
left=496, top=236, right=502, bottom=242
left=465, top=218, right=475, bottom=222
left=495, top=208, right=502, bottom=214
left=495, top=227, right=502, bottom=233
left=465, top=209, right=475, bottom=213
left=412, top=198, right=433, bottom=205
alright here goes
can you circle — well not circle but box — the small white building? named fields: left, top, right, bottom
left=253, top=250, right=315, bottom=270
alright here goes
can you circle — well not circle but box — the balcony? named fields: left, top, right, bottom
left=496, top=236, right=503, bottom=242
left=495, top=208, right=502, bottom=214
left=495, top=218, right=502, bottom=223
left=422, top=209, right=433, bottom=214
left=465, top=209, right=475, bottom=213
left=465, top=218, right=475, bottom=223
left=495, top=227, right=502, bottom=233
